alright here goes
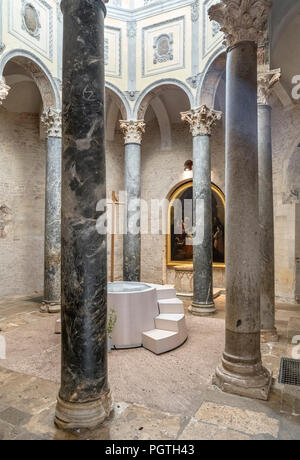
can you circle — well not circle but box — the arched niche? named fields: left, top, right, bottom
left=167, top=180, right=225, bottom=268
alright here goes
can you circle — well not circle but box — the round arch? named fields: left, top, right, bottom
left=0, top=49, right=60, bottom=110
left=167, top=180, right=225, bottom=268
left=133, top=78, right=194, bottom=119
left=196, top=47, right=226, bottom=108
left=105, top=81, right=131, bottom=120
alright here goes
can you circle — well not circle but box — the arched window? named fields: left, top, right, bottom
left=167, top=181, right=225, bottom=267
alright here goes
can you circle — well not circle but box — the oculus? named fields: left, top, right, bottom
left=167, top=181, right=225, bottom=267
left=22, top=2, right=41, bottom=39
left=153, top=33, right=174, bottom=64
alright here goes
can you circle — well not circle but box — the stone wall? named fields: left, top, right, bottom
left=0, top=109, right=46, bottom=297
left=140, top=117, right=226, bottom=286
left=272, top=100, right=300, bottom=302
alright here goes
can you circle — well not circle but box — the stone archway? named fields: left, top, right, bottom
left=0, top=49, right=60, bottom=110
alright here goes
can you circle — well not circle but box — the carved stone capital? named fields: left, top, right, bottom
left=258, top=68, right=281, bottom=105
left=208, top=0, right=272, bottom=49
left=120, top=120, right=146, bottom=145
left=0, top=80, right=10, bottom=105
left=181, top=105, right=222, bottom=137
left=41, top=107, right=62, bottom=138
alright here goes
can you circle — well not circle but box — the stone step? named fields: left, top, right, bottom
left=142, top=329, right=182, bottom=355
left=146, top=284, right=177, bottom=300
left=158, top=298, right=184, bottom=314
left=155, top=313, right=186, bottom=333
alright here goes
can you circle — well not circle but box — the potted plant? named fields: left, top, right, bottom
left=107, top=309, right=117, bottom=353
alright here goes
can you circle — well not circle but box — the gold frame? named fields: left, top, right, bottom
left=166, top=180, right=226, bottom=269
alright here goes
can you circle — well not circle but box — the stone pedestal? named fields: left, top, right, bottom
left=40, top=108, right=62, bottom=314
left=181, top=106, right=222, bottom=316
left=55, top=0, right=112, bottom=430
left=120, top=120, right=145, bottom=282
left=258, top=69, right=281, bottom=343
left=209, top=0, right=272, bottom=401
left=175, top=265, right=193, bottom=298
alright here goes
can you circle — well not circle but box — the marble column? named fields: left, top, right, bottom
left=209, top=0, right=273, bottom=400
left=120, top=120, right=145, bottom=282
left=181, top=106, right=222, bottom=316
left=0, top=79, right=10, bottom=104
left=55, top=0, right=112, bottom=430
left=258, top=69, right=281, bottom=343
left=40, top=108, right=62, bottom=314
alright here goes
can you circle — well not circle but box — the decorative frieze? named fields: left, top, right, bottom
left=0, top=80, right=11, bottom=105
left=41, top=107, right=62, bottom=138
left=181, top=105, right=222, bottom=137
left=258, top=68, right=281, bottom=105
left=120, top=120, right=146, bottom=145
left=208, top=0, right=272, bottom=48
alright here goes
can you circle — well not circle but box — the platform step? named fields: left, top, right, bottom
left=155, top=313, right=185, bottom=332
left=158, top=298, right=184, bottom=314
left=147, top=284, right=177, bottom=300
left=142, top=329, right=183, bottom=355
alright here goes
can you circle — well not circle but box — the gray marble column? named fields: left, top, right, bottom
left=120, top=120, right=145, bottom=282
left=181, top=106, right=222, bottom=316
left=258, top=69, right=281, bottom=343
left=55, top=0, right=112, bottom=430
left=209, top=0, right=272, bottom=401
left=40, top=108, right=62, bottom=314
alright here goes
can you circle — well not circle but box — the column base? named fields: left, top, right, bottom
left=213, top=355, right=273, bottom=401
left=40, top=301, right=61, bottom=314
left=54, top=390, right=113, bottom=430
left=261, top=328, right=279, bottom=343
left=188, top=301, right=216, bottom=316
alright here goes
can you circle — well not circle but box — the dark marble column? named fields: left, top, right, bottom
left=120, top=120, right=145, bottom=282
left=40, top=108, right=62, bottom=314
left=181, top=106, right=222, bottom=316
left=55, top=0, right=112, bottom=430
left=258, top=69, right=281, bottom=343
left=209, top=0, right=272, bottom=401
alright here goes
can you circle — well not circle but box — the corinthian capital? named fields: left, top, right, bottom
left=120, top=120, right=146, bottom=145
left=181, top=105, right=222, bottom=137
left=258, top=68, right=281, bottom=105
left=208, top=0, right=272, bottom=49
left=0, top=79, right=10, bottom=105
left=41, top=107, right=62, bottom=138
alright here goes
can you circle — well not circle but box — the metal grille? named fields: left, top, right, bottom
left=278, top=358, right=300, bottom=386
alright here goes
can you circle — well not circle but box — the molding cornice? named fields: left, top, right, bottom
left=107, top=0, right=193, bottom=22
left=208, top=0, right=272, bottom=49
left=258, top=68, right=281, bottom=105
left=41, top=107, right=62, bottom=138
left=181, top=105, right=222, bottom=136
left=120, top=120, right=146, bottom=145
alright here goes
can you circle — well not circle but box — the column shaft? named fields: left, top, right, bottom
left=43, top=136, right=61, bottom=311
left=124, top=143, right=141, bottom=282
left=55, top=0, right=112, bottom=430
left=192, top=134, right=215, bottom=315
left=214, top=41, right=272, bottom=400
left=258, top=104, right=278, bottom=342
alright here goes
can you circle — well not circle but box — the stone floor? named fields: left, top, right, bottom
left=0, top=294, right=300, bottom=440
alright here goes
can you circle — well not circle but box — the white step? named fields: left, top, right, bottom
left=158, top=298, right=184, bottom=314
left=147, top=284, right=177, bottom=300
left=142, top=329, right=184, bottom=355
left=155, top=313, right=186, bottom=332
